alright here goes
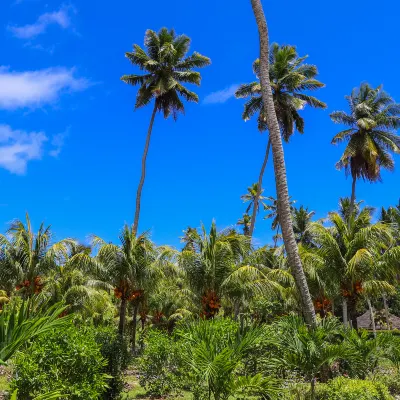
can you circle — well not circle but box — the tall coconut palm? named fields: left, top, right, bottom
left=121, top=28, right=210, bottom=235
left=250, top=0, right=317, bottom=327
left=236, top=44, right=326, bottom=237
left=240, top=184, right=268, bottom=236
left=0, top=213, right=75, bottom=298
left=237, top=213, right=252, bottom=236
left=331, top=83, right=400, bottom=224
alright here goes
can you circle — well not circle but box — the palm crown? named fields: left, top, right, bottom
left=121, top=28, right=210, bottom=119
left=331, top=83, right=400, bottom=182
left=235, top=43, right=326, bottom=141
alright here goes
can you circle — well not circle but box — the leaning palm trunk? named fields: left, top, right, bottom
left=250, top=0, right=316, bottom=327
left=132, top=104, right=157, bottom=236
left=249, top=139, right=271, bottom=237
left=367, top=298, right=376, bottom=338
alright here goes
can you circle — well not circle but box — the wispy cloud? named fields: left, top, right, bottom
left=203, top=84, right=239, bottom=105
left=0, top=66, right=90, bottom=110
left=8, top=5, right=74, bottom=39
left=0, top=125, right=47, bottom=174
left=49, top=128, right=69, bottom=157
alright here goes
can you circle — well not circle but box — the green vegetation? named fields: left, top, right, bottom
left=1, top=0, right=400, bottom=399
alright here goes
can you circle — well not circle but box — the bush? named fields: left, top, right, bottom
left=94, top=326, right=130, bottom=399
left=138, top=329, right=183, bottom=397
left=373, top=370, right=400, bottom=396
left=11, top=325, right=109, bottom=399
left=316, top=377, right=393, bottom=400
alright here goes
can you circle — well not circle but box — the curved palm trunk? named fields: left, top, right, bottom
left=132, top=104, right=157, bottom=236
left=249, top=139, right=271, bottom=237
left=118, top=297, right=127, bottom=336
left=367, top=298, right=376, bottom=338
left=250, top=0, right=316, bottom=328
left=348, top=175, right=357, bottom=227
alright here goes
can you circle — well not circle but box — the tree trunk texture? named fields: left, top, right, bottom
left=250, top=0, right=316, bottom=328
left=342, top=297, right=348, bottom=327
left=132, top=104, right=157, bottom=236
left=367, top=298, right=376, bottom=338
left=249, top=139, right=271, bottom=237
left=132, top=303, right=139, bottom=353
left=382, top=293, right=391, bottom=330
left=118, top=297, right=127, bottom=336
left=348, top=175, right=357, bottom=228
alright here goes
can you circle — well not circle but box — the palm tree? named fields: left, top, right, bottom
left=264, top=196, right=295, bottom=247
left=236, top=44, right=326, bottom=238
left=304, top=207, right=396, bottom=328
left=237, top=213, right=251, bottom=236
left=179, top=320, right=279, bottom=400
left=331, top=83, right=400, bottom=223
left=292, top=205, right=315, bottom=245
left=271, top=315, right=344, bottom=398
left=91, top=227, right=159, bottom=351
left=179, top=222, right=250, bottom=318
left=0, top=213, right=74, bottom=298
left=121, top=28, right=210, bottom=235
left=249, top=0, right=316, bottom=327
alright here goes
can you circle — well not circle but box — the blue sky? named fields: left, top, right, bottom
left=1, top=0, right=399, bottom=248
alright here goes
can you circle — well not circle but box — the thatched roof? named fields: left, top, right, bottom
left=357, top=309, right=400, bottom=330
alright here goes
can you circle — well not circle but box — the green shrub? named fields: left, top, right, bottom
left=316, top=377, right=393, bottom=400
left=373, top=370, right=400, bottom=396
left=138, top=329, right=182, bottom=397
left=11, top=326, right=109, bottom=399
left=94, top=326, right=130, bottom=399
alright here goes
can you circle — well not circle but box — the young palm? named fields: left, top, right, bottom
left=121, top=28, right=210, bottom=235
left=331, top=83, right=400, bottom=222
left=236, top=43, right=326, bottom=237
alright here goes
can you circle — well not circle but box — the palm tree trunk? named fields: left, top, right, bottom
left=118, top=297, right=127, bottom=336
left=250, top=0, right=316, bottom=328
left=132, top=103, right=157, bottom=236
left=342, top=297, right=348, bottom=327
left=367, top=298, right=376, bottom=338
left=249, top=139, right=271, bottom=237
left=273, top=224, right=280, bottom=248
left=348, top=175, right=357, bottom=227
left=382, top=293, right=391, bottom=330
left=132, top=303, right=139, bottom=353
left=234, top=301, right=240, bottom=321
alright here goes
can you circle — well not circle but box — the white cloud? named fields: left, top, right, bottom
left=203, top=84, right=239, bottom=105
left=8, top=6, right=72, bottom=39
left=0, top=67, right=90, bottom=110
left=49, top=129, right=69, bottom=157
left=0, top=125, right=47, bottom=174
